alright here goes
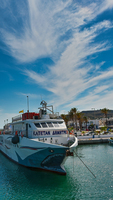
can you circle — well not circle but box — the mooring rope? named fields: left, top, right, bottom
left=74, top=151, right=96, bottom=178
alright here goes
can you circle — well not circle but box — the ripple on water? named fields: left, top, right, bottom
left=0, top=144, right=113, bottom=200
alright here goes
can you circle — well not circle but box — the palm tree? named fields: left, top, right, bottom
left=101, top=108, right=109, bottom=118
left=61, top=114, right=68, bottom=126
left=83, top=116, right=88, bottom=130
left=101, top=108, right=109, bottom=126
left=76, top=112, right=84, bottom=131
left=69, top=108, right=78, bottom=130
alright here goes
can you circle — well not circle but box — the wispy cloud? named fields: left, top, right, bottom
left=0, top=70, right=14, bottom=81
left=0, top=0, right=113, bottom=63
left=0, top=0, right=113, bottom=113
left=24, top=19, right=113, bottom=108
left=67, top=88, right=113, bottom=111
left=16, top=92, right=39, bottom=99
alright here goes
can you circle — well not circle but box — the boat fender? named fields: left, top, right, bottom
left=21, top=132, right=24, bottom=138
left=15, top=131, right=18, bottom=135
left=66, top=150, right=73, bottom=156
left=70, top=130, right=74, bottom=135
left=12, top=134, right=19, bottom=144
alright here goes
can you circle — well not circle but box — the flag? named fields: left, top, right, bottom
left=19, top=110, right=24, bottom=113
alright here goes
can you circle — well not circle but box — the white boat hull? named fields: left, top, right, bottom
left=0, top=134, right=77, bottom=175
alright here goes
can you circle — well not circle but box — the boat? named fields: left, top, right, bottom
left=108, top=137, right=113, bottom=145
left=0, top=100, right=78, bottom=175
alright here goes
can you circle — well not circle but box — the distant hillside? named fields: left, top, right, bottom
left=81, top=110, right=113, bottom=119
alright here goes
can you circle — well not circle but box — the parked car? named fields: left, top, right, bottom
left=84, top=132, right=90, bottom=136
left=84, top=131, right=94, bottom=136
left=74, top=132, right=82, bottom=136
left=100, top=131, right=110, bottom=135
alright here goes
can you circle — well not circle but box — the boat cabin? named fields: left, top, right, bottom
left=2, top=100, right=70, bottom=145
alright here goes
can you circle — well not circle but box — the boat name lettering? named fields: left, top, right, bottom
left=52, top=131, right=66, bottom=135
left=33, top=131, right=50, bottom=136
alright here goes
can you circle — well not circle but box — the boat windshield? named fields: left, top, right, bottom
left=47, top=122, right=54, bottom=127
left=41, top=122, right=48, bottom=128
left=34, top=121, right=65, bottom=128
left=34, top=123, right=41, bottom=128
left=52, top=122, right=59, bottom=127
left=58, top=121, right=65, bottom=127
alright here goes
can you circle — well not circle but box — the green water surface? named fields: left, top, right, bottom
left=0, top=144, right=113, bottom=200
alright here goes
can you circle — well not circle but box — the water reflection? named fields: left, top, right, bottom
left=0, top=152, right=80, bottom=200
left=1, top=144, right=112, bottom=200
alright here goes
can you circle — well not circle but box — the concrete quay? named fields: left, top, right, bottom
left=78, top=138, right=109, bottom=145
left=77, top=135, right=112, bottom=145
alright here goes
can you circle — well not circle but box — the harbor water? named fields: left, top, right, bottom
left=0, top=144, right=113, bottom=200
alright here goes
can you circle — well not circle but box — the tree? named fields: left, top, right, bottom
left=61, top=114, right=68, bottom=126
left=101, top=126, right=107, bottom=133
left=69, top=108, right=78, bottom=130
left=76, top=112, right=84, bottom=131
left=101, top=108, right=109, bottom=126
left=83, top=116, right=88, bottom=130
left=101, top=108, right=109, bottom=118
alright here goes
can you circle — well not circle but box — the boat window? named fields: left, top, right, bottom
left=52, top=122, right=59, bottom=127
left=29, top=124, right=31, bottom=128
left=34, top=123, right=41, bottom=128
left=58, top=121, right=65, bottom=127
left=41, top=122, right=48, bottom=128
left=47, top=122, right=54, bottom=127
left=58, top=121, right=63, bottom=124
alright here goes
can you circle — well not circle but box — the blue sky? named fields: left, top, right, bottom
left=0, top=0, right=113, bottom=128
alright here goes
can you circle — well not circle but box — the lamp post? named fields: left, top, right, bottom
left=73, top=112, right=75, bottom=132
left=27, top=96, right=29, bottom=112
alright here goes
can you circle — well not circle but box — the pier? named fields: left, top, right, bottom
left=77, top=135, right=111, bottom=145
left=78, top=138, right=109, bottom=145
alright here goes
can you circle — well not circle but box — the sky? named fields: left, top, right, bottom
left=0, top=0, right=113, bottom=128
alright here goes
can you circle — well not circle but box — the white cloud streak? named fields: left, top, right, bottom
left=0, top=0, right=113, bottom=63
left=24, top=19, right=113, bottom=108
left=0, top=0, right=113, bottom=113
left=16, top=92, right=39, bottom=99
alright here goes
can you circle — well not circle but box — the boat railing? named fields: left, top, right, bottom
left=70, top=137, right=78, bottom=152
left=12, top=114, right=22, bottom=122
left=10, top=130, right=76, bottom=146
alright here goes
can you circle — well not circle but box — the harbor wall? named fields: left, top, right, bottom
left=77, top=134, right=112, bottom=145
